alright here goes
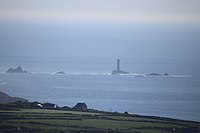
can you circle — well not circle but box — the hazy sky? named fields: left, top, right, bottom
left=0, top=0, right=200, bottom=22
left=0, top=0, right=200, bottom=60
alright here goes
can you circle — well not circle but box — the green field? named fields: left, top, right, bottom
left=0, top=109, right=200, bottom=133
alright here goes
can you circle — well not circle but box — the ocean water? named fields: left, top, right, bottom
left=0, top=56, right=200, bottom=122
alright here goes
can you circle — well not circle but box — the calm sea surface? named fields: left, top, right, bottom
left=0, top=56, right=200, bottom=122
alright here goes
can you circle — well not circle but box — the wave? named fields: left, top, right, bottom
left=0, top=71, right=191, bottom=78
left=167, top=75, right=192, bottom=78
left=65, top=72, right=111, bottom=76
left=143, top=74, right=191, bottom=78
left=24, top=71, right=112, bottom=76
left=118, top=73, right=191, bottom=78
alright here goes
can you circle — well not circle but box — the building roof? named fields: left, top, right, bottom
left=74, top=102, right=87, bottom=110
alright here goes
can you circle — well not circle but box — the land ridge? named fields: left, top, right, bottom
left=0, top=91, right=200, bottom=133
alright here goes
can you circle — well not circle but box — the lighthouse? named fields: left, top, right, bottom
left=112, top=59, right=129, bottom=75
left=117, top=59, right=120, bottom=70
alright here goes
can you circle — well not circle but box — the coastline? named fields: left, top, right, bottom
left=0, top=92, right=200, bottom=133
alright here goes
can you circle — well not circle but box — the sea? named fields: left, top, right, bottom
left=0, top=56, right=200, bottom=122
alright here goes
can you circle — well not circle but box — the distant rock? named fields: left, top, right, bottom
left=112, top=70, right=129, bottom=75
left=6, top=66, right=28, bottom=73
left=164, top=73, right=169, bottom=76
left=134, top=75, right=145, bottom=77
left=23, top=70, right=28, bottom=73
left=55, top=71, right=65, bottom=75
left=146, top=73, right=162, bottom=76
left=0, top=91, right=28, bottom=104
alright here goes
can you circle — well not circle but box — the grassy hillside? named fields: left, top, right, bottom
left=0, top=108, right=200, bottom=133
left=0, top=91, right=27, bottom=104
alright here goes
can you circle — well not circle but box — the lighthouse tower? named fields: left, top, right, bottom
left=112, top=59, right=129, bottom=74
left=117, top=59, right=120, bottom=70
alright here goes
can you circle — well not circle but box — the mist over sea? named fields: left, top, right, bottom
left=0, top=56, right=200, bottom=122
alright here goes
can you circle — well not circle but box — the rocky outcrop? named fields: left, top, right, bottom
left=112, top=70, right=129, bottom=75
left=6, top=66, right=28, bottom=73
left=164, top=73, right=169, bottom=76
left=146, top=73, right=170, bottom=76
left=55, top=71, right=65, bottom=75
left=146, top=73, right=162, bottom=76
